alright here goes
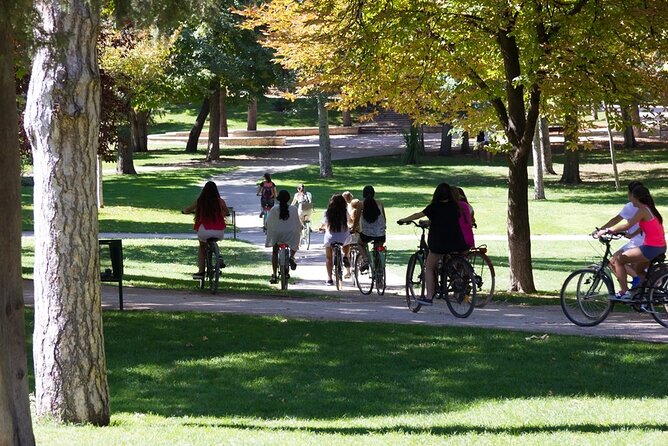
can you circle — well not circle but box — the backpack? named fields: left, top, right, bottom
left=261, top=182, right=274, bottom=200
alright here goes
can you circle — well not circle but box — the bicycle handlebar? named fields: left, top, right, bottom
left=397, top=220, right=430, bottom=228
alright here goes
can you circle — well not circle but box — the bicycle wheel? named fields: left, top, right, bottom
left=560, top=268, right=613, bottom=326
left=374, top=248, right=386, bottom=296
left=263, top=211, right=269, bottom=234
left=468, top=250, right=495, bottom=308
left=278, top=248, right=289, bottom=291
left=443, top=256, right=476, bottom=318
left=207, top=242, right=220, bottom=294
left=405, top=252, right=425, bottom=313
left=349, top=246, right=358, bottom=287
left=355, top=250, right=374, bottom=295
left=334, top=247, right=343, bottom=290
left=648, top=269, right=668, bottom=328
left=305, top=221, right=311, bottom=250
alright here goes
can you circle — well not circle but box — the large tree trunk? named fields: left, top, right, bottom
left=629, top=103, right=642, bottom=138
left=219, top=88, right=228, bottom=138
left=207, top=83, right=220, bottom=162
left=185, top=96, right=209, bottom=153
left=621, top=106, right=637, bottom=148
left=560, top=112, right=582, bottom=184
left=532, top=120, right=546, bottom=200
left=130, top=108, right=149, bottom=152
left=247, top=97, right=257, bottom=131
left=460, top=131, right=470, bottom=153
left=116, top=129, right=137, bottom=174
left=317, top=93, right=333, bottom=177
left=342, top=110, right=352, bottom=127
left=539, top=116, right=556, bottom=174
left=0, top=5, right=35, bottom=443
left=24, top=0, right=110, bottom=425
left=439, top=123, right=453, bottom=156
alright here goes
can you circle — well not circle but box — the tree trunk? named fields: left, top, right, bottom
left=0, top=5, right=35, bottom=442
left=539, top=116, right=556, bottom=174
left=317, top=93, right=333, bottom=177
left=207, top=84, right=220, bottom=162
left=460, top=131, right=470, bottom=153
left=604, top=104, right=621, bottom=191
left=97, top=156, right=104, bottom=207
left=185, top=96, right=209, bottom=153
left=219, top=88, right=228, bottom=138
left=247, top=97, right=257, bottom=131
left=130, top=108, right=149, bottom=152
left=24, top=0, right=110, bottom=425
left=532, top=120, right=546, bottom=200
left=621, top=107, right=637, bottom=148
left=342, top=110, right=352, bottom=127
left=629, top=103, right=642, bottom=138
left=439, top=123, right=453, bottom=156
left=559, top=112, right=582, bottom=184
left=116, top=128, right=137, bottom=174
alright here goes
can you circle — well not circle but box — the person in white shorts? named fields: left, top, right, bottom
left=598, top=181, right=645, bottom=287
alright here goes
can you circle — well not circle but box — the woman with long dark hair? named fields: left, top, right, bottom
left=596, top=185, right=666, bottom=299
left=182, top=181, right=230, bottom=278
left=265, top=189, right=302, bottom=283
left=397, top=182, right=469, bottom=305
left=319, top=194, right=352, bottom=284
left=352, top=185, right=387, bottom=268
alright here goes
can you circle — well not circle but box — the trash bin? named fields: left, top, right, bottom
left=99, top=239, right=124, bottom=310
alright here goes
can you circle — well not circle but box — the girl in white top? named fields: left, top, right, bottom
left=291, top=184, right=313, bottom=223
left=265, top=190, right=302, bottom=284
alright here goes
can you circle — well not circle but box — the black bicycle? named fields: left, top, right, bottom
left=354, top=239, right=386, bottom=295
left=300, top=217, right=312, bottom=250
left=560, top=232, right=668, bottom=328
left=331, top=242, right=345, bottom=290
left=276, top=242, right=290, bottom=291
left=399, top=220, right=477, bottom=317
left=198, top=238, right=223, bottom=294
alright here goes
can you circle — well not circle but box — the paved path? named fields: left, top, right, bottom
left=23, top=133, right=668, bottom=343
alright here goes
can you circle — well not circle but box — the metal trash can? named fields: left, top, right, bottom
left=99, top=239, right=124, bottom=310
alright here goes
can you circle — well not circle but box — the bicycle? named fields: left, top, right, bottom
left=300, top=217, right=311, bottom=250
left=354, top=238, right=386, bottom=296
left=348, top=241, right=360, bottom=288
left=331, top=242, right=345, bottom=290
left=261, top=204, right=272, bottom=234
left=276, top=242, right=290, bottom=291
left=467, top=245, right=495, bottom=307
left=560, top=232, right=668, bottom=328
left=399, top=220, right=477, bottom=317
left=198, top=238, right=223, bottom=294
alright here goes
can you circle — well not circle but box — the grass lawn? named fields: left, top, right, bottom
left=29, top=310, right=668, bottom=445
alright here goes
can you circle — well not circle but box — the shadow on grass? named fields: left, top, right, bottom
left=24, top=312, right=666, bottom=420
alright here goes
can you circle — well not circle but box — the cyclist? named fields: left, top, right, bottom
left=182, top=181, right=230, bottom=279
left=597, top=181, right=645, bottom=288
left=456, top=187, right=477, bottom=229
left=595, top=185, right=666, bottom=300
left=265, top=189, right=301, bottom=284
left=256, top=173, right=277, bottom=218
left=352, top=185, right=387, bottom=271
left=452, top=186, right=475, bottom=248
left=342, top=191, right=354, bottom=230
left=319, top=194, right=352, bottom=285
left=397, top=182, right=469, bottom=305
left=291, top=183, right=314, bottom=224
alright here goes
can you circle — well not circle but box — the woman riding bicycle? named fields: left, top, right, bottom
left=595, top=185, right=666, bottom=300
left=397, top=182, right=471, bottom=305
left=182, top=181, right=230, bottom=279
left=291, top=183, right=313, bottom=224
left=352, top=185, right=387, bottom=270
left=265, top=189, right=301, bottom=284
left=256, top=173, right=277, bottom=217
left=319, top=194, right=352, bottom=285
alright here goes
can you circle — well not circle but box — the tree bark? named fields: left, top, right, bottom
left=247, top=97, right=257, bottom=131
left=629, top=103, right=642, bottom=138
left=460, top=131, right=470, bottom=153
left=559, top=112, right=582, bottom=184
left=317, top=93, right=333, bottom=177
left=342, top=110, right=352, bottom=127
left=130, top=108, right=149, bottom=152
left=116, top=128, right=137, bottom=174
left=24, top=0, right=110, bottom=425
left=532, top=120, right=546, bottom=200
left=0, top=4, right=35, bottom=442
left=185, top=96, right=209, bottom=153
left=539, top=116, right=556, bottom=174
left=621, top=107, right=637, bottom=148
left=439, top=123, right=453, bottom=156
left=207, top=84, right=221, bottom=161
left=219, top=88, right=228, bottom=138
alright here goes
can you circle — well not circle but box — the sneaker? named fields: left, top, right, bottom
left=192, top=271, right=205, bottom=279
left=218, top=258, right=226, bottom=269
left=416, top=297, right=433, bottom=306
left=326, top=279, right=334, bottom=286
left=344, top=273, right=351, bottom=279
left=360, top=262, right=369, bottom=272
left=613, top=290, right=632, bottom=301
left=289, top=258, right=297, bottom=270
left=343, top=257, right=350, bottom=268
left=259, top=212, right=264, bottom=218
left=269, top=275, right=277, bottom=284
